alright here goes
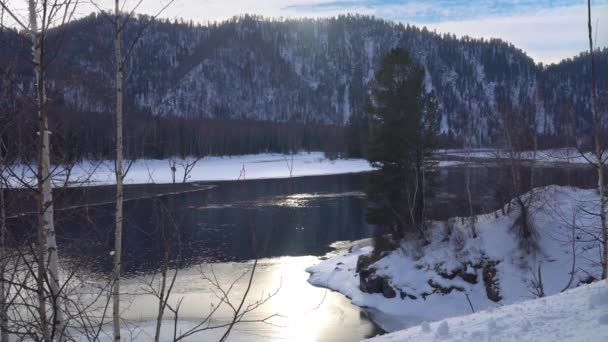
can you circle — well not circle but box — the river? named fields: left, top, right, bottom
left=4, top=163, right=598, bottom=341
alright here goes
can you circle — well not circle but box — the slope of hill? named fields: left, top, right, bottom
left=2, top=14, right=607, bottom=145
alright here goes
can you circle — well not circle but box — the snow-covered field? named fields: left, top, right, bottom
left=6, top=152, right=373, bottom=187
left=306, top=185, right=606, bottom=339
left=438, top=148, right=593, bottom=164
left=368, top=279, right=608, bottom=342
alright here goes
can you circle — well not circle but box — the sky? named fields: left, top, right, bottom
left=4, top=0, right=608, bottom=64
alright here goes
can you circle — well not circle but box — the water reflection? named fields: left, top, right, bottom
left=119, top=257, right=382, bottom=341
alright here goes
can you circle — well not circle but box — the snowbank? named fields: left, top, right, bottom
left=307, top=186, right=604, bottom=333
left=5, top=153, right=470, bottom=188
left=367, top=279, right=608, bottom=342
left=6, top=152, right=373, bottom=187
left=439, top=148, right=592, bottom=165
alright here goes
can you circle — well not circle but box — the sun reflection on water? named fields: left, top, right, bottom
left=119, top=256, right=379, bottom=341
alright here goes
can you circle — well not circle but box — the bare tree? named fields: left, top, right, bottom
left=463, top=110, right=477, bottom=238
left=0, top=142, right=8, bottom=342
left=0, top=1, right=79, bottom=340
left=586, top=0, right=607, bottom=280
left=169, top=155, right=204, bottom=184
left=0, top=8, right=10, bottom=342
left=284, top=153, right=294, bottom=177
left=528, top=264, right=545, bottom=298
left=88, top=2, right=176, bottom=339
left=111, top=1, right=125, bottom=339
left=496, top=96, right=540, bottom=255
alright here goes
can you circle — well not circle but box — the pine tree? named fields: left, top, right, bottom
left=365, top=48, right=439, bottom=242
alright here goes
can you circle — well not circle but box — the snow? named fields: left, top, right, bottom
left=5, top=152, right=469, bottom=188
left=439, top=148, right=593, bottom=165
left=367, top=279, right=608, bottom=342
left=6, top=152, right=373, bottom=187
left=306, top=186, right=605, bottom=335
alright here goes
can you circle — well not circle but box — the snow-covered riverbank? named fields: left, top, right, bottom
left=5, top=152, right=470, bottom=188
left=306, top=185, right=606, bottom=339
left=438, top=148, right=593, bottom=165
left=6, top=152, right=373, bottom=187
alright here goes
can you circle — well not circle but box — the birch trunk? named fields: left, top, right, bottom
left=587, top=0, right=608, bottom=280
left=0, top=9, right=7, bottom=342
left=0, top=147, right=8, bottom=342
left=28, top=1, right=65, bottom=340
left=112, top=0, right=124, bottom=339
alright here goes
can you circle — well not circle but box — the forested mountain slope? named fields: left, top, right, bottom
left=2, top=14, right=606, bottom=145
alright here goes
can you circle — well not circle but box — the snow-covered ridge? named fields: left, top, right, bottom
left=306, top=185, right=605, bottom=336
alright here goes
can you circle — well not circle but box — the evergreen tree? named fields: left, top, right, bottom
left=365, top=48, right=440, bottom=241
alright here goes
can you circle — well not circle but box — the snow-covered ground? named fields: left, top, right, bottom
left=306, top=185, right=605, bottom=337
left=367, top=279, right=608, bottom=342
left=5, top=152, right=373, bottom=187
left=5, top=152, right=468, bottom=188
left=438, top=148, right=593, bottom=164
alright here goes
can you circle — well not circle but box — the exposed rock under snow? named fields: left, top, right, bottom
left=307, top=186, right=604, bottom=334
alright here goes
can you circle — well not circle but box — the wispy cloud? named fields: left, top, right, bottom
left=283, top=0, right=606, bottom=23
left=5, top=0, right=607, bottom=63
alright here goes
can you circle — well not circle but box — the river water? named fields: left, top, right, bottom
left=5, top=163, right=598, bottom=341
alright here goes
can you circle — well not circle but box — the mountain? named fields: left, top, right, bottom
left=2, top=13, right=607, bottom=146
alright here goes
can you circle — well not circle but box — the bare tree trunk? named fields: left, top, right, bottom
left=464, top=112, right=477, bottom=238
left=587, top=0, right=607, bottom=280
left=0, top=9, right=8, bottom=342
left=113, top=0, right=124, bottom=339
left=28, top=1, right=65, bottom=340
left=154, top=262, right=168, bottom=342
left=0, top=143, right=8, bottom=342
left=28, top=4, right=49, bottom=340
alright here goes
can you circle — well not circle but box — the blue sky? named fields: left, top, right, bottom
left=284, top=0, right=598, bottom=22
left=279, top=0, right=608, bottom=64
left=7, top=0, right=608, bottom=63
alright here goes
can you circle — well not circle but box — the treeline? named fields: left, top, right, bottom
left=1, top=107, right=351, bottom=162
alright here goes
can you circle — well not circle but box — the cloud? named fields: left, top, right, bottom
left=4, top=0, right=607, bottom=63
left=418, top=4, right=608, bottom=64
left=282, top=0, right=607, bottom=23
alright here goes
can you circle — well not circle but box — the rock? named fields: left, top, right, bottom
left=460, top=271, right=478, bottom=284
left=356, top=254, right=376, bottom=273
left=382, top=279, right=397, bottom=298
left=358, top=267, right=397, bottom=298
left=359, top=267, right=382, bottom=293
left=427, top=279, right=464, bottom=295
left=436, top=263, right=478, bottom=284
left=399, top=291, right=417, bottom=300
